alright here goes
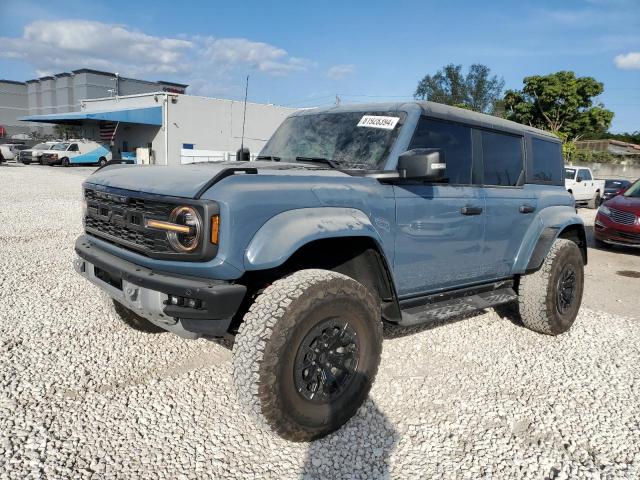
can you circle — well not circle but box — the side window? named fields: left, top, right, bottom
left=68, top=144, right=79, bottom=152
left=481, top=131, right=523, bottom=186
left=578, top=169, right=592, bottom=181
left=531, top=138, right=562, bottom=183
left=409, top=117, right=472, bottom=184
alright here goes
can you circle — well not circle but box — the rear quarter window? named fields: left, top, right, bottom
left=529, top=138, right=563, bottom=185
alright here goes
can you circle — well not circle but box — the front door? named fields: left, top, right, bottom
left=394, top=185, right=486, bottom=296
left=392, top=116, right=486, bottom=297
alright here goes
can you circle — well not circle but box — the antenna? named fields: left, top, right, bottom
left=240, top=75, right=249, bottom=154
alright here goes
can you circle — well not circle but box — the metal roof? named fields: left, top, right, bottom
left=19, top=106, right=163, bottom=126
left=295, top=101, right=559, bottom=141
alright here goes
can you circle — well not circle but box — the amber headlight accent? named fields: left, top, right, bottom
left=211, top=215, right=220, bottom=245
left=165, top=206, right=202, bottom=252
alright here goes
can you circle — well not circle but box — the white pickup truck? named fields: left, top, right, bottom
left=564, top=166, right=605, bottom=208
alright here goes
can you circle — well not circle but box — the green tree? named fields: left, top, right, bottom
left=414, top=63, right=505, bottom=114
left=53, top=124, right=82, bottom=140
left=503, top=71, right=614, bottom=141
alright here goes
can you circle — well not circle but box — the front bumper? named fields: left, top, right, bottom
left=74, top=235, right=247, bottom=338
left=594, top=213, right=640, bottom=247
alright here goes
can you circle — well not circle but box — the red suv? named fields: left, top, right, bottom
left=595, top=178, right=640, bottom=248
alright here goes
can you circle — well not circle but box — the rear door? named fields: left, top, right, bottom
left=393, top=117, right=486, bottom=296
left=479, top=129, right=535, bottom=278
left=576, top=168, right=593, bottom=200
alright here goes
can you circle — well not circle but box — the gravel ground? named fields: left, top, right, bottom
left=1, top=164, right=639, bottom=479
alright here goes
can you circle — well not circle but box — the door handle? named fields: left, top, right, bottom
left=519, top=204, right=536, bottom=214
left=461, top=206, right=483, bottom=216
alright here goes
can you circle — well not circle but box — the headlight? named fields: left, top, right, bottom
left=599, top=205, right=611, bottom=216
left=166, top=206, right=202, bottom=252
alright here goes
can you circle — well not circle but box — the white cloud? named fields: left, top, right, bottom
left=0, top=20, right=193, bottom=75
left=0, top=20, right=314, bottom=80
left=327, top=64, right=356, bottom=80
left=614, top=52, right=640, bottom=69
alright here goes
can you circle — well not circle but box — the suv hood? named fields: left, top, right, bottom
left=607, top=193, right=640, bottom=213
left=85, top=161, right=349, bottom=198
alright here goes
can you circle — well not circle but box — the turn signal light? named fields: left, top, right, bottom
left=211, top=215, right=220, bottom=245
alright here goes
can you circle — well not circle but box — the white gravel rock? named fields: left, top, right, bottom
left=1, top=165, right=639, bottom=479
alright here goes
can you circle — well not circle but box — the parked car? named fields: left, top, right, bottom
left=602, top=179, right=632, bottom=203
left=564, top=166, right=605, bottom=208
left=595, top=178, right=640, bottom=248
left=74, top=102, right=586, bottom=441
left=41, top=140, right=112, bottom=167
left=0, top=143, right=29, bottom=161
left=18, top=141, right=59, bottom=165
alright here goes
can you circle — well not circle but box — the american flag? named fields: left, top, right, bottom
left=99, top=122, right=118, bottom=142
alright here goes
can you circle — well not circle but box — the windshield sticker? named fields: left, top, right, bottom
left=357, top=115, right=400, bottom=130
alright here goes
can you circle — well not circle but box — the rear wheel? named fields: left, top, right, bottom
left=98, top=157, right=107, bottom=167
left=588, top=192, right=601, bottom=209
left=518, top=239, right=584, bottom=335
left=61, top=157, right=70, bottom=167
left=232, top=269, right=382, bottom=442
left=111, top=300, right=166, bottom=333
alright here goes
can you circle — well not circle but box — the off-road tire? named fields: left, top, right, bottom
left=61, top=157, right=70, bottom=167
left=518, top=239, right=584, bottom=335
left=588, top=193, right=601, bottom=209
left=232, top=269, right=382, bottom=442
left=112, top=299, right=165, bottom=333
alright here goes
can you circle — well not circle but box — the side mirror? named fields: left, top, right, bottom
left=397, top=149, right=446, bottom=181
left=576, top=176, right=582, bottom=183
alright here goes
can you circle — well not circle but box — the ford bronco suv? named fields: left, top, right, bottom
left=74, top=102, right=586, bottom=442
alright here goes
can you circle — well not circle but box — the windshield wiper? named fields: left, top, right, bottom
left=256, top=155, right=281, bottom=161
left=295, top=156, right=341, bottom=169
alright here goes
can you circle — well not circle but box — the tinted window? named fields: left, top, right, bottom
left=565, top=168, right=576, bottom=180
left=531, top=138, right=562, bottom=183
left=409, top=118, right=472, bottom=184
left=481, top=131, right=523, bottom=186
left=68, top=144, right=79, bottom=152
left=578, top=169, right=592, bottom=181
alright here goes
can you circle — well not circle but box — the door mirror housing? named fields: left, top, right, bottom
left=397, top=149, right=446, bottom=181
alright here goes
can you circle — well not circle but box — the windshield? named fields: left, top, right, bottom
left=564, top=168, right=576, bottom=180
left=623, top=180, right=640, bottom=198
left=259, top=111, right=406, bottom=170
left=605, top=180, right=630, bottom=189
left=51, top=143, right=70, bottom=151
left=33, top=143, right=49, bottom=150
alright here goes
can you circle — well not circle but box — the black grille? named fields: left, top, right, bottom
left=608, top=207, right=637, bottom=226
left=84, top=188, right=176, bottom=255
left=613, top=230, right=640, bottom=243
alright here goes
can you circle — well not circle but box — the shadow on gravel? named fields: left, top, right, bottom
left=301, top=397, right=398, bottom=479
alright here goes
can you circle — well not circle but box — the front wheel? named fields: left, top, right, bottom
left=232, top=269, right=382, bottom=442
left=61, top=157, right=70, bottom=167
left=518, top=239, right=584, bottom=335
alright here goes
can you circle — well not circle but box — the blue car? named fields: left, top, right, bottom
left=74, top=102, right=586, bottom=441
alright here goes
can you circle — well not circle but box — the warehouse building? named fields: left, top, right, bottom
left=20, top=92, right=297, bottom=165
left=0, top=69, right=186, bottom=137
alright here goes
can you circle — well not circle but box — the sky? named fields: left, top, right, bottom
left=1, top=0, right=639, bottom=132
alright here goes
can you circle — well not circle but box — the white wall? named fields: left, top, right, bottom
left=81, top=93, right=297, bottom=165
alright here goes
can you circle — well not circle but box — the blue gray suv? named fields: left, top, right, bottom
left=75, top=102, right=586, bottom=441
